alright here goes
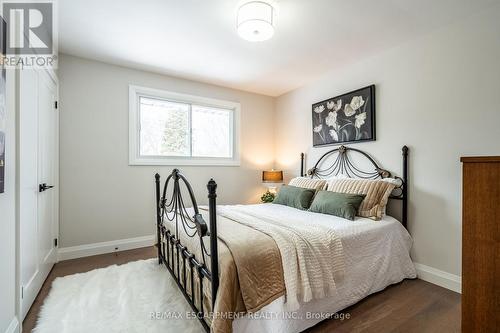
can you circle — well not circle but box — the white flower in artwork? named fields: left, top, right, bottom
left=355, top=112, right=367, bottom=128
left=344, top=104, right=356, bottom=117
left=326, top=99, right=342, bottom=111
left=313, top=124, right=323, bottom=133
left=334, top=99, right=342, bottom=111
left=344, top=96, right=365, bottom=117
left=329, top=129, right=339, bottom=141
left=325, top=111, right=338, bottom=127
left=314, top=105, right=325, bottom=114
left=350, top=96, right=365, bottom=111
left=335, top=99, right=342, bottom=111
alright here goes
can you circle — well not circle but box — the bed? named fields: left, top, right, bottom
left=154, top=145, right=416, bottom=333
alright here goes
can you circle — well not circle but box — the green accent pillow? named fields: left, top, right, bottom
left=272, top=185, right=316, bottom=210
left=308, top=191, right=366, bottom=220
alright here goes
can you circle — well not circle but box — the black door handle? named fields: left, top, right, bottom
left=39, top=183, right=54, bottom=192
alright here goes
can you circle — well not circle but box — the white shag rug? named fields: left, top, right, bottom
left=34, top=259, right=204, bottom=333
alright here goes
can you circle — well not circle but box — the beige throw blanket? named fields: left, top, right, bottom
left=178, top=205, right=345, bottom=332
left=196, top=209, right=285, bottom=333
left=216, top=205, right=345, bottom=311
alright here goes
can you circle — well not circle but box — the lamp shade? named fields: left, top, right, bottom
left=237, top=1, right=275, bottom=42
left=262, top=170, right=283, bottom=183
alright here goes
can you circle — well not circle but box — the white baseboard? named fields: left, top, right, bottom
left=5, top=317, right=19, bottom=333
left=58, top=234, right=156, bottom=261
left=56, top=237, right=462, bottom=293
left=414, top=262, right=462, bottom=293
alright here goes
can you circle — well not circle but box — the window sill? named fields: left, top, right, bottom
left=129, top=157, right=241, bottom=167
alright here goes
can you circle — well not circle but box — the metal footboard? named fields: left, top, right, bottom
left=155, top=169, right=219, bottom=332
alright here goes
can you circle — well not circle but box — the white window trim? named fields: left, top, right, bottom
left=129, top=85, right=241, bottom=166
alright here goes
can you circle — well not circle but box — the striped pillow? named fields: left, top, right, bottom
left=326, top=178, right=395, bottom=220
left=288, top=177, right=326, bottom=191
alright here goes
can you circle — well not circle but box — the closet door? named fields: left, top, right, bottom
left=19, top=69, right=58, bottom=319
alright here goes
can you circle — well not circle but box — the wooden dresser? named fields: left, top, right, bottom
left=460, top=157, right=500, bottom=332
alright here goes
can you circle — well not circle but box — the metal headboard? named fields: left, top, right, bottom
left=300, top=145, right=409, bottom=228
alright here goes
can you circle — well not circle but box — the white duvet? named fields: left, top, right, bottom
left=227, top=203, right=417, bottom=333
left=217, top=205, right=345, bottom=311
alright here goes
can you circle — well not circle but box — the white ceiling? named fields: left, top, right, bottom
left=59, top=0, right=497, bottom=96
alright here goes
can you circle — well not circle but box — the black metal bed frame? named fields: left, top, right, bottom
left=155, top=146, right=409, bottom=332
left=155, top=169, right=218, bottom=332
left=300, top=145, right=409, bottom=228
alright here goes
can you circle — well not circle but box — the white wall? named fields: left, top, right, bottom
left=0, top=69, right=19, bottom=331
left=58, top=4, right=499, bottom=280
left=275, top=6, right=500, bottom=278
left=58, top=54, right=275, bottom=248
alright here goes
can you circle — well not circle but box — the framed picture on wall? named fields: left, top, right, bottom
left=0, top=69, right=5, bottom=194
left=312, top=85, right=375, bottom=147
left=0, top=17, right=6, bottom=193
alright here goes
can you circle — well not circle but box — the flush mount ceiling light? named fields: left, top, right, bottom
left=237, top=1, right=276, bottom=42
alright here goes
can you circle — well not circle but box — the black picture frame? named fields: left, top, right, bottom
left=312, top=85, right=375, bottom=147
left=0, top=17, right=6, bottom=193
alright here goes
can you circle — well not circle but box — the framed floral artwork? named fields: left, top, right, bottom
left=0, top=18, right=5, bottom=193
left=312, top=85, right=375, bottom=147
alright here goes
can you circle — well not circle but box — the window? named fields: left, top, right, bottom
left=129, top=85, right=240, bottom=166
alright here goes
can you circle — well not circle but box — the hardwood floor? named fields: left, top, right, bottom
left=23, top=246, right=461, bottom=332
left=305, top=279, right=461, bottom=333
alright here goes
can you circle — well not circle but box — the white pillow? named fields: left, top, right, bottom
left=380, top=177, right=402, bottom=215
left=288, top=177, right=327, bottom=190
left=324, top=174, right=349, bottom=188
left=382, top=177, right=403, bottom=186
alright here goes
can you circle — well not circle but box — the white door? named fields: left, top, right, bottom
left=19, top=69, right=58, bottom=319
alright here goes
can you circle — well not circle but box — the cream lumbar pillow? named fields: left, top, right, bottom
left=326, top=178, right=396, bottom=220
left=288, top=177, right=327, bottom=191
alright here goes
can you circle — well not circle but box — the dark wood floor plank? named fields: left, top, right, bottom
left=23, top=246, right=461, bottom=332
left=305, top=279, right=460, bottom=333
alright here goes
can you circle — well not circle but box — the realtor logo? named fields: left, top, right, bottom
left=2, top=2, right=53, bottom=55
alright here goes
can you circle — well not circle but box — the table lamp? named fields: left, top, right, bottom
left=261, top=170, right=283, bottom=202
